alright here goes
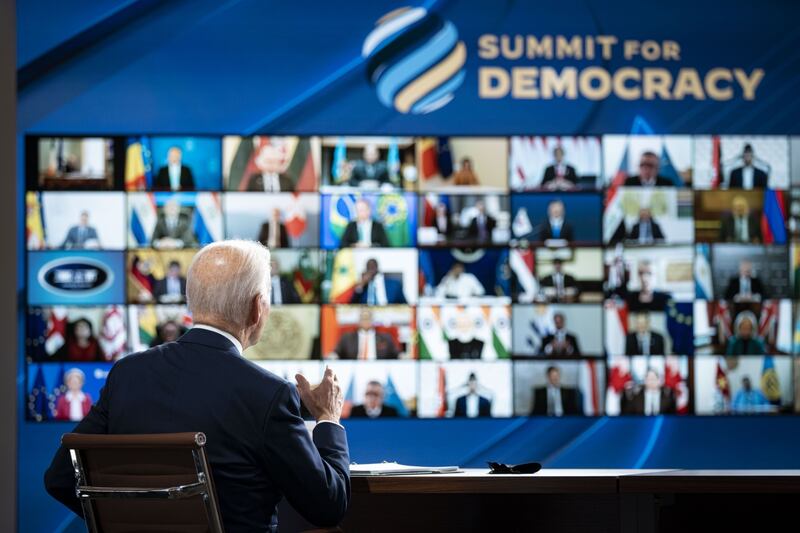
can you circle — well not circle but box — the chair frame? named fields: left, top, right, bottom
left=66, top=432, right=225, bottom=533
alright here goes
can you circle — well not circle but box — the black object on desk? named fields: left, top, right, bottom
left=487, top=461, right=542, bottom=474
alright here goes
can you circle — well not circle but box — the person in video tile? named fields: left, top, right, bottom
left=55, top=368, right=93, bottom=422
left=726, top=311, right=766, bottom=355
left=340, top=199, right=390, bottom=248
left=624, top=152, right=672, bottom=187
left=539, top=200, right=574, bottom=241
left=349, top=144, right=390, bottom=187
left=154, top=147, right=196, bottom=192
left=331, top=309, right=399, bottom=360
left=728, top=144, right=768, bottom=189
left=350, top=381, right=398, bottom=418
left=531, top=366, right=583, bottom=416
left=350, top=258, right=406, bottom=305
left=719, top=195, right=762, bottom=244
left=625, top=313, right=666, bottom=356
left=724, top=260, right=767, bottom=303
left=625, top=260, right=670, bottom=312
left=55, top=318, right=104, bottom=362
left=434, top=262, right=485, bottom=300
left=62, top=211, right=100, bottom=249
left=541, top=146, right=578, bottom=191
left=453, top=373, right=492, bottom=418
left=622, top=368, right=676, bottom=415
left=540, top=313, right=581, bottom=356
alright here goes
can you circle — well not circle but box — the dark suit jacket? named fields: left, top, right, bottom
left=44, top=328, right=350, bottom=532
left=625, top=291, right=670, bottom=312
left=539, top=273, right=579, bottom=302
left=340, top=220, right=390, bottom=247
left=448, top=338, right=484, bottom=359
left=349, top=404, right=398, bottom=418
left=153, top=276, right=187, bottom=303
left=729, top=166, right=768, bottom=189
left=453, top=394, right=492, bottom=417
left=350, top=276, right=406, bottom=304
left=542, top=164, right=578, bottom=186
left=247, top=172, right=295, bottom=192
left=724, top=276, right=767, bottom=301
left=333, top=330, right=399, bottom=359
left=540, top=332, right=581, bottom=356
left=467, top=215, right=496, bottom=241
left=627, top=220, right=664, bottom=241
left=622, top=387, right=676, bottom=415
left=349, top=161, right=389, bottom=186
left=151, top=213, right=196, bottom=246
left=538, top=220, right=574, bottom=241
left=62, top=225, right=99, bottom=248
left=531, top=386, right=583, bottom=415
left=623, top=175, right=674, bottom=187
left=718, top=213, right=762, bottom=243
left=154, top=165, right=195, bottom=191
left=258, top=221, right=290, bottom=248
left=625, top=331, right=666, bottom=355
left=271, top=277, right=300, bottom=304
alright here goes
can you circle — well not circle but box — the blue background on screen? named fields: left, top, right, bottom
left=27, top=251, right=126, bottom=305
left=511, top=193, right=603, bottom=243
left=421, top=248, right=509, bottom=295
left=148, top=137, right=222, bottom=190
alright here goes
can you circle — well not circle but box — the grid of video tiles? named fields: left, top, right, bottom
left=24, top=135, right=800, bottom=422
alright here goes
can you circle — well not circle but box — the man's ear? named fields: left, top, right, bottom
left=251, top=293, right=267, bottom=326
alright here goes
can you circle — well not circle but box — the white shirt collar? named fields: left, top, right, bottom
left=192, top=324, right=243, bottom=355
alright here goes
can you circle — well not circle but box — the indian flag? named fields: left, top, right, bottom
left=417, top=306, right=447, bottom=361
left=486, top=306, right=511, bottom=359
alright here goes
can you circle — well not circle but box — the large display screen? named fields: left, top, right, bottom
left=24, top=134, right=800, bottom=421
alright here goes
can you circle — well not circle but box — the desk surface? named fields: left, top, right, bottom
left=352, top=469, right=800, bottom=495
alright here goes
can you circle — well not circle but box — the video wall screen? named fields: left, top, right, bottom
left=24, top=134, right=800, bottom=421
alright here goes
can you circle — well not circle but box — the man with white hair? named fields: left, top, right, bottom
left=45, top=240, right=350, bottom=532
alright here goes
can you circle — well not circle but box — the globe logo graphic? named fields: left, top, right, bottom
left=362, top=7, right=466, bottom=114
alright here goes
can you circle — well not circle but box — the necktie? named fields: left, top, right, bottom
left=742, top=277, right=750, bottom=295
left=78, top=227, right=86, bottom=244
left=553, top=223, right=560, bottom=238
left=367, top=282, right=376, bottom=305
left=556, top=274, right=564, bottom=298
left=269, top=222, right=278, bottom=248
left=358, top=333, right=368, bottom=360
left=738, top=217, right=748, bottom=242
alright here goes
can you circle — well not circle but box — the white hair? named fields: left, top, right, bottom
left=186, top=240, right=271, bottom=330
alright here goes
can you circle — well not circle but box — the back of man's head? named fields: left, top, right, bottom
left=187, top=240, right=271, bottom=332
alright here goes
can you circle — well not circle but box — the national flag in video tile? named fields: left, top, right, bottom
left=28, top=365, right=50, bottom=421
left=125, top=136, right=152, bottom=190
left=383, top=375, right=409, bottom=417
left=284, top=193, right=307, bottom=238
left=99, top=305, right=126, bottom=360
left=603, top=144, right=628, bottom=242
left=26, top=192, right=45, bottom=249
left=760, top=356, right=781, bottom=404
left=664, top=356, right=689, bottom=414
left=418, top=138, right=439, bottom=180
left=760, top=189, right=787, bottom=244
left=377, top=193, right=409, bottom=246
left=579, top=360, right=600, bottom=416
left=436, top=365, right=447, bottom=417
left=417, top=305, right=447, bottom=360
left=694, top=243, right=714, bottom=300
left=193, top=193, right=222, bottom=245
left=329, top=249, right=357, bottom=304
left=129, top=193, right=158, bottom=246
left=714, top=357, right=731, bottom=414
left=331, top=137, right=348, bottom=184
left=666, top=301, right=693, bottom=355
left=437, top=137, right=453, bottom=178
left=341, top=377, right=354, bottom=419
left=659, top=145, right=683, bottom=187
left=509, top=249, right=537, bottom=302
left=45, top=307, right=68, bottom=356
left=606, top=355, right=632, bottom=416
left=710, top=135, right=722, bottom=188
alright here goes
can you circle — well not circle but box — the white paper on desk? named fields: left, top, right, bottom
left=350, top=462, right=460, bottom=476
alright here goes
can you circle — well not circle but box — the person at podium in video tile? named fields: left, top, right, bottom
left=349, top=143, right=391, bottom=187
left=531, top=366, right=583, bottom=416
left=622, top=368, right=676, bottom=415
left=539, top=259, right=579, bottom=303
left=350, top=258, right=406, bottom=305
left=719, top=195, right=762, bottom=243
left=538, top=199, right=574, bottom=243
left=624, top=152, right=673, bottom=187
left=625, top=313, right=666, bottom=356
left=541, top=146, right=578, bottom=191
left=340, top=199, right=389, bottom=248
left=434, top=262, right=485, bottom=300
left=539, top=313, right=581, bottom=356
left=724, top=260, right=767, bottom=303
left=62, top=210, right=100, bottom=249
left=151, top=198, right=196, bottom=249
left=153, top=146, right=195, bottom=191
left=269, top=258, right=300, bottom=305
left=453, top=373, right=492, bottom=418
left=330, top=309, right=399, bottom=360
left=728, top=144, right=768, bottom=189
left=350, top=381, right=398, bottom=418
left=625, top=260, right=670, bottom=312
left=258, top=208, right=289, bottom=248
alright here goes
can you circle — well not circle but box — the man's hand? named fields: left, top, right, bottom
left=296, top=367, right=343, bottom=424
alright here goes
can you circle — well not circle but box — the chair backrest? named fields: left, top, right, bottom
left=62, top=432, right=224, bottom=533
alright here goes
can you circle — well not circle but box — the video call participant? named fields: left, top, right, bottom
left=731, top=376, right=770, bottom=413
left=153, top=260, right=187, bottom=304
left=151, top=198, right=197, bottom=249
left=340, top=199, right=389, bottom=248
left=248, top=141, right=294, bottom=192
left=539, top=258, right=579, bottom=303
left=627, top=207, right=664, bottom=244
left=625, top=313, right=666, bottom=356
left=626, top=260, right=670, bottom=312
left=728, top=144, right=768, bottom=189
left=349, top=144, right=390, bottom=187
left=531, top=366, right=583, bottom=416
left=624, top=151, right=673, bottom=187
left=45, top=240, right=351, bottom=531
left=452, top=157, right=480, bottom=186
left=350, top=381, right=398, bottom=418
left=540, top=313, right=581, bottom=356
left=258, top=208, right=290, bottom=248
left=54, top=368, right=92, bottom=422
left=724, top=260, right=767, bottom=302
left=719, top=195, right=762, bottom=243
left=154, top=147, right=195, bottom=191
left=269, top=258, right=300, bottom=305
left=467, top=201, right=496, bottom=242
left=432, top=202, right=451, bottom=238
left=539, top=199, right=574, bottom=242
left=62, top=210, right=100, bottom=249
left=350, top=258, right=406, bottom=305
left=622, top=368, right=676, bottom=415
left=434, top=262, right=485, bottom=300
left=453, top=373, right=492, bottom=418
left=541, top=146, right=578, bottom=190
left=726, top=311, right=766, bottom=355
left=55, top=318, right=104, bottom=362
left=330, top=308, right=399, bottom=360
left=150, top=320, right=188, bottom=347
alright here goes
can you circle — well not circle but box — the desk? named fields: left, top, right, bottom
left=280, top=469, right=800, bottom=532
